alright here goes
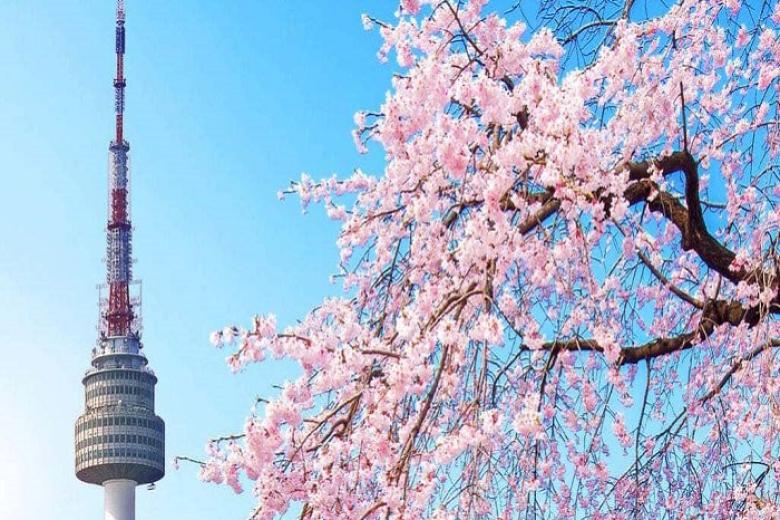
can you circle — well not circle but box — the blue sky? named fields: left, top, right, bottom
left=0, top=1, right=394, bottom=518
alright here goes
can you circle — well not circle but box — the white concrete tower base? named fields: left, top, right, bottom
left=104, top=479, right=136, bottom=520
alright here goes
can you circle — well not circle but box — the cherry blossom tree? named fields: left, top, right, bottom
left=187, top=0, right=780, bottom=517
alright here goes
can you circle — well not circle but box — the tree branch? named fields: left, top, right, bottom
left=530, top=297, right=765, bottom=365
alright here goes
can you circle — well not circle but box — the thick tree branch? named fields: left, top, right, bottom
left=622, top=152, right=769, bottom=287
left=532, top=297, right=765, bottom=365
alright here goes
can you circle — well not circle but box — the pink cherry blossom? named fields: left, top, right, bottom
left=193, top=1, right=780, bottom=518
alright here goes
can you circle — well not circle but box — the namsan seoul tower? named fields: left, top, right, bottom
left=75, top=2, right=165, bottom=519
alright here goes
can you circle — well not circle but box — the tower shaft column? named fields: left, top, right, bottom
left=104, top=479, right=136, bottom=520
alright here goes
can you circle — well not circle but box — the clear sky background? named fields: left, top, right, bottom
left=0, top=0, right=748, bottom=518
left=0, top=1, right=396, bottom=518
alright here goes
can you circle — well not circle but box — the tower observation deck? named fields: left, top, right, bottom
left=75, top=2, right=164, bottom=518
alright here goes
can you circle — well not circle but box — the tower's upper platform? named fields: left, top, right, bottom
left=76, top=336, right=164, bottom=486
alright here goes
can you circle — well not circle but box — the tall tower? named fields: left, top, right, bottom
left=75, top=2, right=165, bottom=519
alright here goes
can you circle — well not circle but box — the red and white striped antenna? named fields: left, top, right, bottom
left=103, top=0, right=136, bottom=338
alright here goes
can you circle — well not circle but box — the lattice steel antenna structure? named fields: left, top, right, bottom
left=75, top=2, right=165, bottom=518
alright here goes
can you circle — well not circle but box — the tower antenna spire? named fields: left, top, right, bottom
left=106, top=0, right=132, bottom=338
left=115, top=0, right=126, bottom=145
